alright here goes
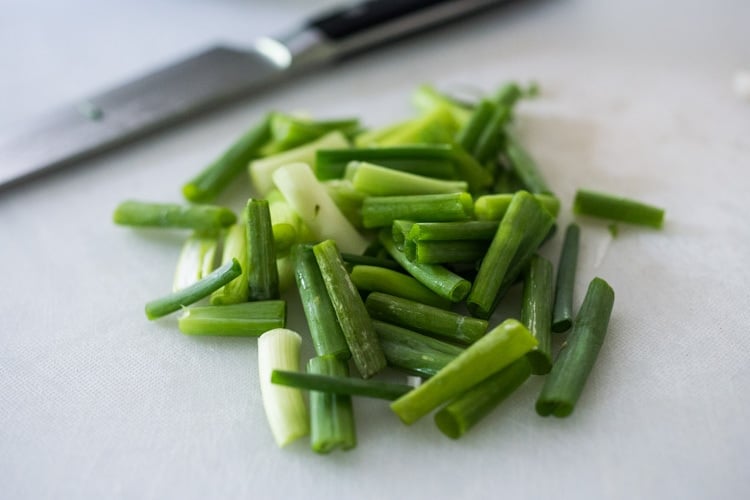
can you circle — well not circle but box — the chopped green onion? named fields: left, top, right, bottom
left=505, top=134, right=552, bottom=195
left=362, top=192, right=473, bottom=229
left=316, top=146, right=457, bottom=181
left=434, top=358, right=531, bottom=439
left=536, top=277, right=615, bottom=417
left=210, top=223, right=249, bottom=305
left=246, top=199, right=280, bottom=301
left=350, top=265, right=451, bottom=309
left=346, top=161, right=468, bottom=196
left=307, top=355, right=357, bottom=453
left=258, top=328, right=309, bottom=447
left=172, top=232, right=219, bottom=291
left=390, top=319, right=538, bottom=424
left=391, top=220, right=416, bottom=249
left=292, top=244, right=350, bottom=359
left=177, top=301, right=286, bottom=336
left=411, top=84, right=473, bottom=126
left=573, top=189, right=665, bottom=228
left=373, top=320, right=462, bottom=377
left=521, top=255, right=554, bottom=374
left=408, top=220, right=500, bottom=242
left=262, top=114, right=358, bottom=155
left=552, top=223, right=580, bottom=333
left=473, top=104, right=511, bottom=164
left=323, top=180, right=366, bottom=229
left=182, top=114, right=271, bottom=203
left=456, top=99, right=496, bottom=153
left=271, top=370, right=412, bottom=401
left=411, top=240, right=488, bottom=264
left=474, top=193, right=560, bottom=220
left=267, top=189, right=302, bottom=256
left=313, top=240, right=386, bottom=379
left=113, top=200, right=236, bottom=231
left=365, top=292, right=487, bottom=345
left=377, top=106, right=458, bottom=146
left=144, top=258, right=242, bottom=320
left=340, top=253, right=402, bottom=272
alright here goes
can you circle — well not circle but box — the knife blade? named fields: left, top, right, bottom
left=0, top=0, right=516, bottom=191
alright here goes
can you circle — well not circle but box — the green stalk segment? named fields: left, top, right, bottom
left=263, top=114, right=358, bottom=155
left=350, top=265, right=451, bottom=309
left=246, top=199, right=280, bottom=301
left=505, top=134, right=552, bottom=194
left=292, top=244, right=350, bottom=359
left=521, top=255, right=554, bottom=374
left=182, top=114, right=271, bottom=203
left=392, top=220, right=416, bottom=248
left=408, top=221, right=500, bottom=242
left=536, top=277, right=615, bottom=417
left=210, top=223, right=249, bottom=305
left=271, top=370, right=412, bottom=401
left=145, top=258, right=242, bottom=320
left=411, top=84, right=473, bottom=127
left=340, top=253, right=402, bottom=271
left=390, top=319, right=538, bottom=424
left=178, top=301, right=286, bottom=336
left=473, top=104, right=511, bottom=164
left=474, top=193, right=560, bottom=220
left=377, top=106, right=458, bottom=146
left=412, top=240, right=488, bottom=264
left=573, top=189, right=665, bottom=228
left=366, top=292, right=487, bottom=345
left=113, top=200, right=236, bottom=231
left=316, top=146, right=457, bottom=180
left=434, top=358, right=531, bottom=439
left=347, top=161, right=468, bottom=196
left=467, top=191, right=555, bottom=319
left=313, top=240, right=386, bottom=378
left=362, top=192, right=474, bottom=229
left=267, top=189, right=302, bottom=256
left=379, top=230, right=471, bottom=303
left=172, top=232, right=219, bottom=291
left=307, top=356, right=356, bottom=453
left=324, top=180, right=366, bottom=229
left=373, top=320, right=463, bottom=377
left=456, top=99, right=496, bottom=153
left=552, top=223, right=581, bottom=333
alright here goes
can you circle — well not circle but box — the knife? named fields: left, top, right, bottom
left=0, top=0, right=517, bottom=191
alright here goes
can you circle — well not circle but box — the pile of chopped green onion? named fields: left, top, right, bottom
left=113, top=82, right=665, bottom=451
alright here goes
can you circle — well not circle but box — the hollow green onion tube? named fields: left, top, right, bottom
left=434, top=357, right=531, bottom=439
left=313, top=240, right=386, bottom=379
left=536, top=277, right=615, bottom=417
left=292, top=244, right=350, bottom=359
left=412, top=240, right=488, bottom=264
left=172, top=232, right=219, bottom=291
left=271, top=370, right=412, bottom=401
left=258, top=328, right=309, bottom=447
left=316, top=146, right=457, bottom=181
left=474, top=193, right=560, bottom=221
left=573, top=189, right=665, bottom=228
left=145, top=258, right=242, bottom=320
left=392, top=220, right=416, bottom=249
left=467, top=191, right=555, bottom=319
left=411, top=84, right=473, bottom=127
left=473, top=104, right=511, bottom=164
left=246, top=199, right=280, bottom=301
left=267, top=189, right=301, bottom=255
left=113, top=200, right=236, bottom=231
left=408, top=221, right=500, bottom=242
left=378, top=106, right=458, bottom=146
left=505, top=135, right=552, bottom=195
left=210, top=223, right=249, bottom=305
left=347, top=161, right=468, bottom=196
left=366, top=292, right=487, bottom=345
left=178, top=301, right=286, bottom=336
left=373, top=320, right=462, bottom=377
left=521, top=255, right=554, bottom=375
left=350, top=265, right=451, bottom=309
left=552, top=223, right=581, bottom=333
left=307, top=356, right=356, bottom=453
left=379, top=230, right=471, bottom=303
left=362, top=192, right=473, bottom=229
left=182, top=114, right=271, bottom=203
left=391, top=319, right=537, bottom=425
left=340, top=253, right=402, bottom=272
left=456, top=99, right=496, bottom=154
left=263, top=114, right=358, bottom=155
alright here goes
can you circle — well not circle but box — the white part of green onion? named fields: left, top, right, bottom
left=272, top=162, right=369, bottom=254
left=258, top=328, right=309, bottom=447
left=250, top=131, right=349, bottom=196
left=172, top=233, right=219, bottom=291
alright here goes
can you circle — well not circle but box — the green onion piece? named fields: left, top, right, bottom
left=474, top=193, right=560, bottom=220
left=313, top=240, right=386, bottom=378
left=246, top=199, right=279, bottom=301
left=521, top=255, right=554, bottom=374
left=177, top=301, right=286, bottom=336
left=316, top=146, right=457, bottom=181
left=267, top=189, right=301, bottom=255
left=182, top=114, right=271, bottom=203
left=573, top=189, right=665, bottom=228
left=249, top=131, right=349, bottom=196
left=378, top=106, right=458, bottom=146
left=456, top=98, right=496, bottom=153
left=467, top=191, right=555, bottom=319
left=172, top=232, right=219, bottom=291
left=552, top=223, right=581, bottom=333
left=324, top=180, right=366, bottom=229
left=373, top=320, right=462, bottom=377
left=113, top=200, right=236, bottom=231
left=292, top=244, right=350, bottom=359
left=263, top=114, right=358, bottom=155
left=366, top=292, right=487, bottom=345
left=145, top=258, right=242, bottom=320
left=493, top=167, right=526, bottom=193
left=340, top=253, right=402, bottom=272
left=210, top=223, right=249, bottom=305
left=379, top=230, right=471, bottom=303
left=473, top=104, right=511, bottom=164
left=307, top=355, right=357, bottom=453
left=354, top=119, right=413, bottom=147
left=412, top=240, right=488, bottom=264
left=362, top=192, right=473, bottom=229
left=408, top=221, right=500, bottom=242
left=390, top=318, right=538, bottom=424
left=494, top=82, right=524, bottom=107
left=536, top=277, right=615, bottom=417
left=347, top=161, right=468, bottom=196
left=258, top=328, right=309, bottom=447
left=350, top=265, right=451, bottom=309
left=506, top=134, right=552, bottom=195
left=434, top=358, right=531, bottom=439
left=273, top=163, right=369, bottom=254
left=411, top=84, right=473, bottom=126
left=271, top=370, right=412, bottom=401
left=392, top=220, right=415, bottom=249
left=276, top=255, right=295, bottom=294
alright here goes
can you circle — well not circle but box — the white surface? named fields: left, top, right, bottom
left=1, top=0, right=749, bottom=499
